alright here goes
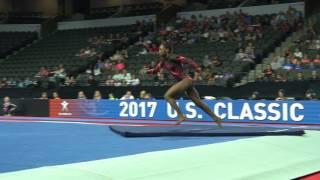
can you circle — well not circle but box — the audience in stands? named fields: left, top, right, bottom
left=249, top=91, right=260, bottom=100
left=51, top=64, right=67, bottom=85
left=305, top=89, right=317, bottom=100
left=234, top=48, right=254, bottom=63
left=39, top=92, right=48, bottom=99
left=127, top=74, right=140, bottom=86
left=270, top=53, right=285, bottom=70
left=77, top=91, right=87, bottom=99
left=120, top=91, right=135, bottom=100
left=93, top=90, right=102, bottom=100
left=2, top=96, right=17, bottom=116
left=52, top=91, right=60, bottom=99
left=73, top=7, right=303, bottom=87
left=139, top=90, right=147, bottom=99
left=35, top=66, right=49, bottom=78
left=108, top=93, right=117, bottom=100
left=311, top=70, right=320, bottom=80
left=65, top=75, right=76, bottom=86
left=275, top=89, right=287, bottom=101
left=263, top=65, right=274, bottom=80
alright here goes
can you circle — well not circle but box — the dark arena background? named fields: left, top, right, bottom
left=0, top=0, right=320, bottom=179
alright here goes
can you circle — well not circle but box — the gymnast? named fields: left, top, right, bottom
left=146, top=42, right=222, bottom=127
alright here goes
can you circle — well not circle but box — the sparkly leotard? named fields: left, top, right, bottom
left=147, top=55, right=200, bottom=80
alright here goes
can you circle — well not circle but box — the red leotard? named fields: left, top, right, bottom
left=147, top=55, right=201, bottom=80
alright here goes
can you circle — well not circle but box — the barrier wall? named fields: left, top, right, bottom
left=0, top=99, right=48, bottom=117
left=0, top=81, right=313, bottom=99
left=49, top=99, right=320, bottom=125
left=177, top=2, right=305, bottom=18
left=0, top=24, right=41, bottom=36
left=58, top=15, right=155, bottom=30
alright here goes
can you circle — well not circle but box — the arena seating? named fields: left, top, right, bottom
left=0, top=9, right=302, bottom=88
left=0, top=25, right=142, bottom=80
left=89, top=2, right=163, bottom=19
left=124, top=14, right=290, bottom=87
left=0, top=32, right=37, bottom=58
left=242, top=18, right=317, bottom=83
left=184, top=0, right=302, bottom=11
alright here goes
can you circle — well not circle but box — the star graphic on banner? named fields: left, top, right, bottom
left=61, top=101, right=69, bottom=112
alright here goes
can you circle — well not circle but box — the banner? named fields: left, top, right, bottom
left=49, top=99, right=320, bottom=125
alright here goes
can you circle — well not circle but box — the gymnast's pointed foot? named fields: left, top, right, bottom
left=175, top=115, right=187, bottom=125
left=213, top=115, right=223, bottom=128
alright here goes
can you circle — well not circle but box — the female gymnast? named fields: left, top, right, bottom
left=147, top=43, right=222, bottom=127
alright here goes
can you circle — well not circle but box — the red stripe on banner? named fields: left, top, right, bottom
left=40, top=116, right=320, bottom=126
left=2, top=116, right=320, bottom=127
left=294, top=171, right=320, bottom=180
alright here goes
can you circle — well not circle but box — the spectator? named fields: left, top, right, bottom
left=96, top=59, right=105, bottom=69
left=293, top=48, right=303, bottom=58
left=127, top=74, right=140, bottom=86
left=234, top=48, right=254, bottom=63
left=137, top=46, right=148, bottom=55
left=53, top=64, right=67, bottom=84
left=275, top=89, right=287, bottom=101
left=301, top=54, right=311, bottom=64
left=0, top=77, right=8, bottom=88
left=88, top=75, right=98, bottom=86
left=270, top=54, right=283, bottom=70
left=255, top=73, right=264, bottom=82
left=52, top=91, right=60, bottom=99
left=120, top=91, right=135, bottom=100
left=263, top=65, right=274, bottom=79
left=123, top=70, right=132, bottom=84
left=202, top=55, right=211, bottom=68
left=65, top=75, right=76, bottom=86
left=112, top=70, right=125, bottom=86
left=311, top=70, right=320, bottom=80
left=77, top=91, right=87, bottom=99
left=39, top=92, right=48, bottom=99
left=93, top=90, right=102, bottom=100
left=105, top=75, right=115, bottom=86
left=139, top=90, right=147, bottom=99
left=35, top=66, right=49, bottom=78
left=23, top=77, right=34, bottom=87
left=2, top=96, right=17, bottom=116
left=211, top=55, right=222, bottom=67
left=314, top=54, right=320, bottom=64
left=305, top=89, right=317, bottom=100
left=114, top=59, right=126, bottom=71
left=249, top=91, right=259, bottom=100
left=104, top=59, right=114, bottom=70
left=296, top=72, right=305, bottom=81
left=274, top=74, right=286, bottom=82
left=139, top=65, right=148, bottom=75
left=93, top=65, right=102, bottom=76
left=111, top=50, right=124, bottom=61
left=108, top=93, right=117, bottom=100
left=144, top=93, right=153, bottom=100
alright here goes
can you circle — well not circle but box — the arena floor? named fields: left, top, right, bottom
left=0, top=117, right=319, bottom=180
